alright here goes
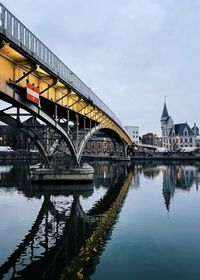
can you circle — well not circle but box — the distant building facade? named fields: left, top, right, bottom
left=142, top=133, right=161, bottom=146
left=125, top=126, right=139, bottom=145
left=83, top=132, right=114, bottom=155
left=161, top=102, right=199, bottom=150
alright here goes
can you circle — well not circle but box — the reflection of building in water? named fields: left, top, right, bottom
left=162, top=166, right=176, bottom=211
left=143, top=167, right=160, bottom=180
left=142, top=164, right=161, bottom=180
left=130, top=173, right=140, bottom=189
left=162, top=164, right=200, bottom=211
left=0, top=165, right=13, bottom=180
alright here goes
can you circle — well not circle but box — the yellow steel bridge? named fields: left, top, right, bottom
left=0, top=4, right=132, bottom=165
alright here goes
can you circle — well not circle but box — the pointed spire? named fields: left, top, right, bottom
left=161, top=101, right=169, bottom=120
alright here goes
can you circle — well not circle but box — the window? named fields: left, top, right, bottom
left=190, top=138, right=193, bottom=143
left=98, top=142, right=101, bottom=148
left=91, top=143, right=94, bottom=149
left=180, top=138, right=183, bottom=143
left=104, top=142, right=107, bottom=148
left=184, top=130, right=188, bottom=136
left=185, top=139, right=188, bottom=143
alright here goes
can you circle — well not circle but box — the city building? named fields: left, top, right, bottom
left=83, top=132, right=114, bottom=156
left=142, top=133, right=161, bottom=146
left=125, top=126, right=139, bottom=145
left=161, top=102, right=199, bottom=150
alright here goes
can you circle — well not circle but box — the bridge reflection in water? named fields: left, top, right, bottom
left=0, top=162, right=133, bottom=280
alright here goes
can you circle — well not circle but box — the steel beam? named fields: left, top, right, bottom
left=15, top=65, right=38, bottom=84
left=40, top=80, right=58, bottom=94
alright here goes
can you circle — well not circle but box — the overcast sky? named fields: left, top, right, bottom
left=2, top=0, right=200, bottom=135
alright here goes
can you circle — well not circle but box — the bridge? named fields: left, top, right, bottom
left=0, top=4, right=132, bottom=168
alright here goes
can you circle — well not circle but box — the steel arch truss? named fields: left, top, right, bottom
left=0, top=89, right=128, bottom=166
left=78, top=126, right=128, bottom=162
left=0, top=90, right=78, bottom=165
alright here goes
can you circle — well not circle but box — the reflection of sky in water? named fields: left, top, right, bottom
left=0, top=166, right=13, bottom=173
left=80, top=185, right=107, bottom=212
left=0, top=191, right=42, bottom=265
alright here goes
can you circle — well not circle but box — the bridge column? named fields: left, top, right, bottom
left=54, top=104, right=58, bottom=121
left=16, top=107, right=20, bottom=121
left=75, top=114, right=79, bottom=141
left=89, top=120, right=92, bottom=135
left=83, top=116, right=86, bottom=138
left=66, top=110, right=69, bottom=133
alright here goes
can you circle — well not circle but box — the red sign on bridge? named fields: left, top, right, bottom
left=26, top=83, right=40, bottom=105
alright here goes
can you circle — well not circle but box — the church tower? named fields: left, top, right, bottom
left=161, top=102, right=173, bottom=148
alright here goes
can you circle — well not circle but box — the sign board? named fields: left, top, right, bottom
left=26, top=83, right=40, bottom=105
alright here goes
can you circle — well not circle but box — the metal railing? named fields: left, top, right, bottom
left=0, top=3, right=132, bottom=141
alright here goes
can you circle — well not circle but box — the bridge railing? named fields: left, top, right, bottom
left=0, top=4, right=132, bottom=141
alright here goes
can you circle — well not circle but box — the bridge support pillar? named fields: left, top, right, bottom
left=67, top=110, right=69, bottom=133
left=83, top=116, right=86, bottom=137
left=75, top=114, right=79, bottom=141
left=30, top=163, right=94, bottom=183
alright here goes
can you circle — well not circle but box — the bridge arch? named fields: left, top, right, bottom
left=0, top=91, right=79, bottom=165
left=77, top=125, right=128, bottom=163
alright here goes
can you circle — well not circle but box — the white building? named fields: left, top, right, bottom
left=161, top=102, right=199, bottom=150
left=125, top=126, right=139, bottom=144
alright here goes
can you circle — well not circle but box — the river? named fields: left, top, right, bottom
left=0, top=160, right=200, bottom=280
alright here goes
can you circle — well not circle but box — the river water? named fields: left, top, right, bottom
left=0, top=161, right=200, bottom=280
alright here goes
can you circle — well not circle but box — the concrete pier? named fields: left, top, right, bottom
left=30, top=163, right=94, bottom=183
